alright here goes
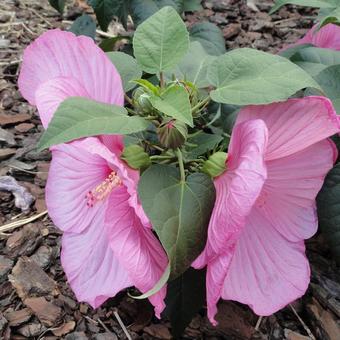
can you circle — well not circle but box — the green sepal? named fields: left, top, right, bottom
left=121, top=144, right=151, bottom=170
left=157, top=119, right=188, bottom=149
left=202, top=152, right=228, bottom=178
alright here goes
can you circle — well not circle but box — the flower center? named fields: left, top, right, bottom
left=86, top=171, right=122, bottom=207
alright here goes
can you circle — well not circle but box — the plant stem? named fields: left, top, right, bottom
left=160, top=72, right=165, bottom=88
left=175, top=148, right=186, bottom=182
left=124, top=94, right=133, bottom=106
left=191, top=96, right=210, bottom=114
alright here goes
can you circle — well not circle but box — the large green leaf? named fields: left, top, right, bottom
left=208, top=48, right=321, bottom=106
left=290, top=47, right=340, bottom=77
left=165, top=41, right=215, bottom=88
left=106, top=52, right=142, bottom=92
left=190, top=22, right=226, bottom=56
left=133, top=6, right=189, bottom=74
left=69, top=14, right=96, bottom=39
left=89, top=0, right=130, bottom=31
left=187, top=132, right=223, bottom=158
left=319, top=6, right=340, bottom=26
left=138, top=164, right=215, bottom=278
left=130, top=0, right=184, bottom=26
left=38, top=97, right=149, bottom=150
left=317, top=163, right=340, bottom=264
left=270, top=0, right=336, bottom=14
left=49, top=0, right=65, bottom=14
left=183, top=0, right=202, bottom=11
left=162, top=268, right=206, bottom=338
left=150, top=85, right=193, bottom=126
left=315, top=64, right=340, bottom=112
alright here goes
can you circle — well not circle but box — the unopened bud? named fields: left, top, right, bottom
left=132, top=87, right=153, bottom=112
left=121, top=145, right=151, bottom=170
left=202, top=152, right=228, bottom=178
left=157, top=119, right=188, bottom=149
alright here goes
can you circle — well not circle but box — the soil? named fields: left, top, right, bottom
left=0, top=0, right=339, bottom=339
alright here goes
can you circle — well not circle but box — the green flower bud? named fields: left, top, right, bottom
left=202, top=152, right=228, bottom=178
left=157, top=119, right=188, bottom=149
left=132, top=87, right=153, bottom=112
left=121, top=145, right=151, bottom=170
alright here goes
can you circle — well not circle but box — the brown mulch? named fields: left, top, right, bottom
left=0, top=0, right=339, bottom=339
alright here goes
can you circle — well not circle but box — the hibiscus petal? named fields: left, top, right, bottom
left=236, top=97, right=339, bottom=160
left=61, top=217, right=132, bottom=308
left=35, top=77, right=89, bottom=128
left=257, top=139, right=336, bottom=241
left=298, top=24, right=340, bottom=51
left=18, top=29, right=123, bottom=106
left=222, top=208, right=310, bottom=316
left=105, top=188, right=168, bottom=317
left=194, top=119, right=268, bottom=264
left=46, top=140, right=114, bottom=234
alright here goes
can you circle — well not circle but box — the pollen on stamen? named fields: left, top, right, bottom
left=85, top=171, right=122, bottom=207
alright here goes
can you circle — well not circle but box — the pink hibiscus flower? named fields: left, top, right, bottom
left=283, top=23, right=340, bottom=51
left=193, top=97, right=339, bottom=324
left=18, top=29, right=168, bottom=316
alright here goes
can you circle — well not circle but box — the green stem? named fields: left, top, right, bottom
left=160, top=72, right=165, bottom=88
left=175, top=148, right=185, bottom=182
left=124, top=93, right=133, bottom=106
left=191, top=96, right=210, bottom=114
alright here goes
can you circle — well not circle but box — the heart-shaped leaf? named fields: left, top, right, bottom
left=106, top=52, right=143, bottom=92
left=138, top=164, right=215, bottom=279
left=133, top=6, right=189, bottom=74
left=38, top=97, right=149, bottom=150
left=149, top=85, right=193, bottom=126
left=269, top=0, right=335, bottom=15
left=69, top=14, right=96, bottom=39
left=317, top=163, right=340, bottom=264
left=190, top=22, right=226, bottom=56
left=315, top=64, right=340, bottom=112
left=208, top=48, right=321, bottom=106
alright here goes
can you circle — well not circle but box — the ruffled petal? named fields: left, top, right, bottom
left=221, top=208, right=310, bottom=316
left=105, top=189, right=168, bottom=317
left=35, top=77, right=89, bottom=128
left=18, top=29, right=123, bottom=106
left=46, top=139, right=113, bottom=234
left=61, top=216, right=132, bottom=308
left=193, top=119, right=268, bottom=266
left=297, top=24, right=340, bottom=51
left=236, top=97, right=339, bottom=160
left=257, top=139, right=336, bottom=242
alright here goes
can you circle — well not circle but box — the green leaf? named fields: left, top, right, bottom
left=165, top=41, right=215, bottom=88
left=69, top=14, right=96, bottom=39
left=130, top=0, right=184, bottom=26
left=38, top=97, right=149, bottom=150
left=183, top=0, right=202, bottom=11
left=106, top=52, right=142, bottom=92
left=138, top=164, right=215, bottom=279
left=133, top=6, right=189, bottom=74
left=99, top=36, right=130, bottom=52
left=269, top=0, right=336, bottom=14
left=133, top=79, right=160, bottom=95
left=150, top=85, right=193, bottom=126
left=315, top=64, right=340, bottom=112
left=319, top=6, right=340, bottom=26
left=290, top=47, right=340, bottom=77
left=162, top=267, right=206, bottom=338
left=190, top=22, right=226, bottom=56
left=317, top=163, right=340, bottom=264
left=279, top=43, right=313, bottom=59
left=187, top=132, right=223, bottom=158
left=208, top=48, right=321, bottom=106
left=49, top=0, right=65, bottom=14
left=89, top=0, right=130, bottom=31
